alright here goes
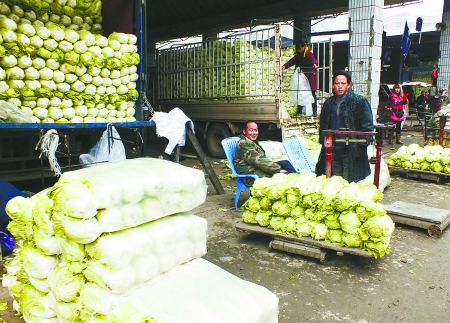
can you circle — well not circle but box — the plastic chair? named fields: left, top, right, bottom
left=221, top=137, right=259, bottom=208
left=282, top=137, right=316, bottom=173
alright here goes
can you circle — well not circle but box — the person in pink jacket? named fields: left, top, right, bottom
left=282, top=41, right=318, bottom=116
left=389, top=84, right=408, bottom=144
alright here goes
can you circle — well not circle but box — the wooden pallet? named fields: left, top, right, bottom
left=389, top=166, right=449, bottom=184
left=235, top=221, right=373, bottom=264
left=384, top=201, right=450, bottom=238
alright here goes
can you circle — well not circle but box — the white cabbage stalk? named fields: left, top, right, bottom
left=56, top=118, right=69, bottom=123
left=48, top=24, right=65, bottom=41
left=11, top=5, right=24, bottom=17
left=78, top=30, right=95, bottom=46
left=53, top=71, right=65, bottom=83
left=22, top=100, right=37, bottom=108
left=8, top=97, right=21, bottom=107
left=87, top=66, right=101, bottom=76
left=105, top=116, right=116, bottom=122
left=16, top=33, right=30, bottom=47
left=83, top=116, right=95, bottom=123
left=87, top=107, right=99, bottom=117
left=102, top=78, right=112, bottom=87
left=108, top=38, right=121, bottom=51
left=32, top=19, right=44, bottom=27
left=17, top=23, right=35, bottom=36
left=106, top=86, right=116, bottom=94
left=8, top=13, right=20, bottom=24
left=58, top=40, right=73, bottom=52
left=36, top=25, right=50, bottom=39
left=91, top=75, right=103, bottom=86
left=101, top=46, right=114, bottom=58
left=38, top=12, right=49, bottom=23
left=41, top=80, right=56, bottom=90
left=107, top=109, right=117, bottom=117
left=62, top=107, right=75, bottom=119
left=110, top=70, right=120, bottom=79
left=30, top=115, right=40, bottom=123
left=8, top=80, right=24, bottom=88
left=95, top=117, right=106, bottom=123
left=96, top=103, right=106, bottom=110
left=97, top=108, right=108, bottom=118
left=128, top=44, right=138, bottom=53
left=118, top=102, right=128, bottom=111
left=24, top=11, right=36, bottom=22
left=130, top=73, right=139, bottom=81
left=32, top=57, right=46, bottom=69
left=73, top=40, right=87, bottom=53
left=0, top=55, right=17, bottom=68
left=112, top=78, right=121, bottom=87
left=29, top=35, right=44, bottom=48
left=33, top=107, right=48, bottom=119
left=61, top=99, right=73, bottom=109
left=70, top=115, right=83, bottom=123
left=74, top=65, right=87, bottom=77
left=116, top=110, right=125, bottom=118
left=87, top=45, right=101, bottom=56
left=6, top=66, right=24, bottom=79
left=116, top=85, right=128, bottom=94
left=128, top=34, right=137, bottom=44
left=49, top=14, right=60, bottom=24
left=125, top=116, right=136, bottom=122
left=17, top=56, right=32, bottom=69
left=56, top=82, right=71, bottom=92
left=50, top=97, right=62, bottom=107
left=24, top=80, right=41, bottom=90
left=67, top=23, right=79, bottom=31
left=85, top=84, right=96, bottom=95
left=43, top=38, right=58, bottom=51
left=74, top=105, right=88, bottom=117
left=39, top=67, right=53, bottom=80
left=113, top=50, right=122, bottom=59
left=120, top=75, right=130, bottom=85
left=95, top=34, right=108, bottom=47
left=48, top=107, right=63, bottom=120
left=37, top=98, right=50, bottom=108
left=127, top=82, right=136, bottom=90
left=60, top=15, right=72, bottom=26
left=46, top=58, right=60, bottom=70
left=59, top=63, right=74, bottom=74
left=126, top=107, right=135, bottom=117
left=21, top=106, right=33, bottom=117
left=42, top=117, right=55, bottom=123
left=79, top=74, right=92, bottom=84
left=119, top=44, right=131, bottom=53
left=19, top=18, right=31, bottom=25
left=129, top=65, right=137, bottom=74
left=96, top=85, right=106, bottom=94
left=0, top=2, right=11, bottom=15
left=100, top=68, right=110, bottom=78
left=71, top=80, right=85, bottom=92
left=0, top=16, right=17, bottom=30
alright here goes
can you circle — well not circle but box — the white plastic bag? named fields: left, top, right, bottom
left=289, top=68, right=314, bottom=106
left=79, top=125, right=126, bottom=166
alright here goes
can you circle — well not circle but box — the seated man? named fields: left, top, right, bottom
left=233, top=121, right=296, bottom=186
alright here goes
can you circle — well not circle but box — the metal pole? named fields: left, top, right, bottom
left=323, top=131, right=333, bottom=178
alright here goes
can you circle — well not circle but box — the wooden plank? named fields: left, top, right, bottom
left=185, top=125, right=225, bottom=195
left=235, top=221, right=373, bottom=258
left=384, top=201, right=450, bottom=224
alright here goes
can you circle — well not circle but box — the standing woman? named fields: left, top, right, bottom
left=389, top=84, right=408, bottom=144
left=282, top=41, right=318, bottom=116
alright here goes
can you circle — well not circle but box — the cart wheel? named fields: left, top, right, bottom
left=319, top=250, right=329, bottom=264
left=427, top=225, right=442, bottom=238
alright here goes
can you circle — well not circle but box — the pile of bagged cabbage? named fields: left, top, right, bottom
left=2, top=158, right=279, bottom=323
left=0, top=0, right=140, bottom=123
left=241, top=172, right=395, bottom=258
left=387, top=143, right=450, bottom=174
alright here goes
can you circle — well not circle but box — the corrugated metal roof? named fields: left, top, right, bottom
left=147, top=0, right=418, bottom=41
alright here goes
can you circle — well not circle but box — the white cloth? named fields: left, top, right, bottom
left=151, top=108, right=194, bottom=154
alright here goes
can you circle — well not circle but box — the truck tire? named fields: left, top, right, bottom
left=206, top=124, right=232, bottom=159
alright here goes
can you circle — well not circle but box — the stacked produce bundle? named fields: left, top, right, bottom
left=241, top=172, right=395, bottom=258
left=0, top=0, right=140, bottom=123
left=259, top=140, right=289, bottom=162
left=158, top=35, right=304, bottom=118
left=3, top=158, right=279, bottom=323
left=2, top=158, right=208, bottom=322
left=387, top=143, right=450, bottom=173
left=425, top=104, right=450, bottom=147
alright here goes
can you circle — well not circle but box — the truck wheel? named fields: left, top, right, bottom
left=206, top=124, right=232, bottom=158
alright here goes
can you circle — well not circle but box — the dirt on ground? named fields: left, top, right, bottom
left=1, top=127, right=450, bottom=323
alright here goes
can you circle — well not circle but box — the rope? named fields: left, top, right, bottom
left=36, top=129, right=62, bottom=177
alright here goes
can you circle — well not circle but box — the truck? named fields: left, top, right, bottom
left=155, top=25, right=333, bottom=158
left=0, top=0, right=148, bottom=188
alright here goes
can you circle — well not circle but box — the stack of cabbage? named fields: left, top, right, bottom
left=2, top=158, right=209, bottom=322
left=0, top=0, right=140, bottom=123
left=242, top=172, right=395, bottom=258
left=387, top=143, right=450, bottom=174
left=425, top=105, right=450, bottom=147
left=3, top=158, right=279, bottom=323
left=158, top=37, right=302, bottom=118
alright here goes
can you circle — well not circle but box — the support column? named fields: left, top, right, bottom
left=437, top=0, right=450, bottom=91
left=348, top=0, right=384, bottom=121
left=293, top=13, right=311, bottom=44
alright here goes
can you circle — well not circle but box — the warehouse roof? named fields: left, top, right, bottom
left=147, top=0, right=417, bottom=41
